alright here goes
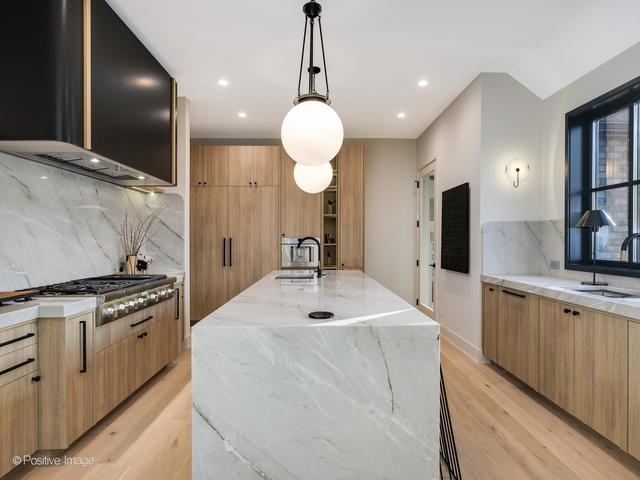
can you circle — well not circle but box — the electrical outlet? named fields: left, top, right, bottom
left=550, top=260, right=560, bottom=270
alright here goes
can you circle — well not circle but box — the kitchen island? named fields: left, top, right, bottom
left=192, top=270, right=440, bottom=480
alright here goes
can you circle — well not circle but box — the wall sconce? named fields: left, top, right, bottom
left=504, top=158, right=530, bottom=188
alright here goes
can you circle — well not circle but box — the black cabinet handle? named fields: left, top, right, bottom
left=0, top=332, right=35, bottom=348
left=489, top=287, right=495, bottom=292
left=572, top=310, right=580, bottom=316
left=80, top=320, right=87, bottom=373
left=175, top=288, right=180, bottom=320
left=229, top=238, right=233, bottom=267
left=563, top=308, right=571, bottom=314
left=31, top=375, right=41, bottom=382
left=130, top=315, right=154, bottom=328
left=0, top=357, right=35, bottom=377
left=137, top=332, right=148, bottom=339
left=223, top=238, right=227, bottom=267
left=502, top=290, right=526, bottom=298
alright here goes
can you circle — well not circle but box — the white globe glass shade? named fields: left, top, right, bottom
left=504, top=158, right=530, bottom=183
left=281, top=100, right=344, bottom=166
left=293, top=162, right=334, bottom=194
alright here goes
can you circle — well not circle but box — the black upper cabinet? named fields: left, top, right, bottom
left=91, top=0, right=174, bottom=184
left=0, top=0, right=176, bottom=186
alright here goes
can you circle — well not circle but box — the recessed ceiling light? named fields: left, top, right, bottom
left=137, top=175, right=146, bottom=180
left=218, top=78, right=229, bottom=87
left=396, top=112, right=406, bottom=119
left=90, top=158, right=100, bottom=164
left=238, top=111, right=247, bottom=118
left=40, top=176, right=48, bottom=180
left=417, top=79, right=429, bottom=87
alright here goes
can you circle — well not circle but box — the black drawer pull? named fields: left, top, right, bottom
left=175, top=288, right=180, bottom=320
left=0, top=357, right=35, bottom=377
left=130, top=315, right=153, bottom=328
left=223, top=238, right=226, bottom=267
left=137, top=332, right=148, bottom=339
left=80, top=320, right=87, bottom=373
left=0, top=332, right=35, bottom=348
left=488, top=287, right=495, bottom=292
left=502, top=290, right=526, bottom=299
left=563, top=308, right=571, bottom=314
left=31, top=375, right=41, bottom=382
left=572, top=310, right=580, bottom=316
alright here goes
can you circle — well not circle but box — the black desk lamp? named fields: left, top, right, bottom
left=575, top=209, right=615, bottom=286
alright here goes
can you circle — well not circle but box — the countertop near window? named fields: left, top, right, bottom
left=0, top=297, right=97, bottom=330
left=482, top=274, right=640, bottom=322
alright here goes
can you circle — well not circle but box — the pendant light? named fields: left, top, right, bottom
left=281, top=0, right=343, bottom=167
left=293, top=162, right=334, bottom=193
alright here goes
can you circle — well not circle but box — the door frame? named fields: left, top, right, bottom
left=417, top=160, right=437, bottom=319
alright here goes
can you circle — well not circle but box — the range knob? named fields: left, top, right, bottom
left=117, top=303, right=126, bottom=312
left=159, top=289, right=167, bottom=298
left=104, top=307, right=115, bottom=317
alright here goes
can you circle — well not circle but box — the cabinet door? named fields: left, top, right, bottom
left=482, top=283, right=498, bottom=362
left=257, top=187, right=279, bottom=278
left=280, top=152, right=322, bottom=238
left=190, top=145, right=228, bottom=186
left=65, top=311, right=94, bottom=444
left=338, top=145, right=364, bottom=269
left=190, top=186, right=229, bottom=321
left=539, top=299, right=575, bottom=413
left=629, top=321, right=640, bottom=459
left=228, top=146, right=254, bottom=186
left=254, top=146, right=280, bottom=186
left=497, top=288, right=539, bottom=389
left=134, top=325, right=153, bottom=387
left=94, top=335, right=135, bottom=422
left=228, top=187, right=260, bottom=298
left=0, top=375, right=38, bottom=477
left=574, top=309, right=627, bottom=449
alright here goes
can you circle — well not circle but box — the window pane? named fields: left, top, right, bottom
left=592, top=108, right=629, bottom=187
left=593, top=188, right=628, bottom=261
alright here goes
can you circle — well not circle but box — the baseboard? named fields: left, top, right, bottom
left=440, top=324, right=488, bottom=364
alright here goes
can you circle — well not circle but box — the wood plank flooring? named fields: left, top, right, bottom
left=5, top=340, right=640, bottom=480
left=441, top=339, right=640, bottom=480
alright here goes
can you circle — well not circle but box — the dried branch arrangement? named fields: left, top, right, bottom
left=120, top=208, right=163, bottom=257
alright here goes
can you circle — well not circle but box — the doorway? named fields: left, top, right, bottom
left=418, top=163, right=436, bottom=317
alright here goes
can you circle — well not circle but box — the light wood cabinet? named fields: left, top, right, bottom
left=190, top=186, right=229, bottom=321
left=497, top=288, right=539, bottom=390
left=629, top=321, right=640, bottom=459
left=0, top=374, right=39, bottom=478
left=228, top=187, right=260, bottom=298
left=94, top=334, right=136, bottom=421
left=280, top=151, right=322, bottom=238
left=574, top=308, right=628, bottom=449
left=482, top=283, right=498, bottom=362
left=229, top=146, right=280, bottom=187
left=39, top=311, right=94, bottom=449
left=538, top=298, right=575, bottom=413
left=191, top=145, right=228, bottom=186
left=229, top=146, right=254, bottom=186
left=338, top=145, right=364, bottom=269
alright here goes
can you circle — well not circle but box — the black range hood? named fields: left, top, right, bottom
left=0, top=0, right=177, bottom=187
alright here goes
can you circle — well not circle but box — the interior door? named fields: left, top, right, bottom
left=228, top=146, right=254, bottom=186
left=190, top=187, right=228, bottom=320
left=418, top=164, right=436, bottom=315
left=228, top=187, right=260, bottom=298
left=338, top=145, right=364, bottom=269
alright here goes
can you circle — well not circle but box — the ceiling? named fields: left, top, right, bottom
left=107, top=0, right=640, bottom=139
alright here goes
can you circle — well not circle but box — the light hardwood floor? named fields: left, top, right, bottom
left=6, top=349, right=191, bottom=480
left=6, top=340, right=640, bottom=480
left=442, top=339, right=640, bottom=480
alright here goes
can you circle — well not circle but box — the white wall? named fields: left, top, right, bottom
left=165, top=97, right=191, bottom=345
left=417, top=79, right=483, bottom=359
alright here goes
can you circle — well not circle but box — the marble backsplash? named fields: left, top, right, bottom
left=0, top=152, right=184, bottom=291
left=482, top=219, right=640, bottom=289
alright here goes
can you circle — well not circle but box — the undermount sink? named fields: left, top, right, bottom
left=274, top=272, right=315, bottom=280
left=567, top=287, right=640, bottom=299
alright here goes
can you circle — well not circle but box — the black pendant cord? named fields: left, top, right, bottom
left=318, top=16, right=329, bottom=97
left=297, top=17, right=308, bottom=97
left=309, top=16, right=315, bottom=94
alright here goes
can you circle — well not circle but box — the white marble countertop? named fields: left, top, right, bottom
left=196, top=270, right=437, bottom=328
left=0, top=297, right=97, bottom=330
left=482, top=274, right=640, bottom=322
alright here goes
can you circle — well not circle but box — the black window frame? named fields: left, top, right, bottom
left=565, top=75, right=640, bottom=278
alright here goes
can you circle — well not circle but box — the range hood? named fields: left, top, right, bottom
left=0, top=0, right=177, bottom=188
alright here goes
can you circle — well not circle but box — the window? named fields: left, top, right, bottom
left=566, top=76, right=640, bottom=277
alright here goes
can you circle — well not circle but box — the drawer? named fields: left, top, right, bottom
left=0, top=344, right=38, bottom=388
left=0, top=322, right=37, bottom=358
left=95, top=307, right=161, bottom=352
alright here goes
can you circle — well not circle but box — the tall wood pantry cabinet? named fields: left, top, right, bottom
left=190, top=145, right=280, bottom=321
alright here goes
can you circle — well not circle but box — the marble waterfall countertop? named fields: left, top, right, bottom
left=0, top=297, right=97, bottom=330
left=192, top=270, right=440, bottom=480
left=482, top=274, right=640, bottom=322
